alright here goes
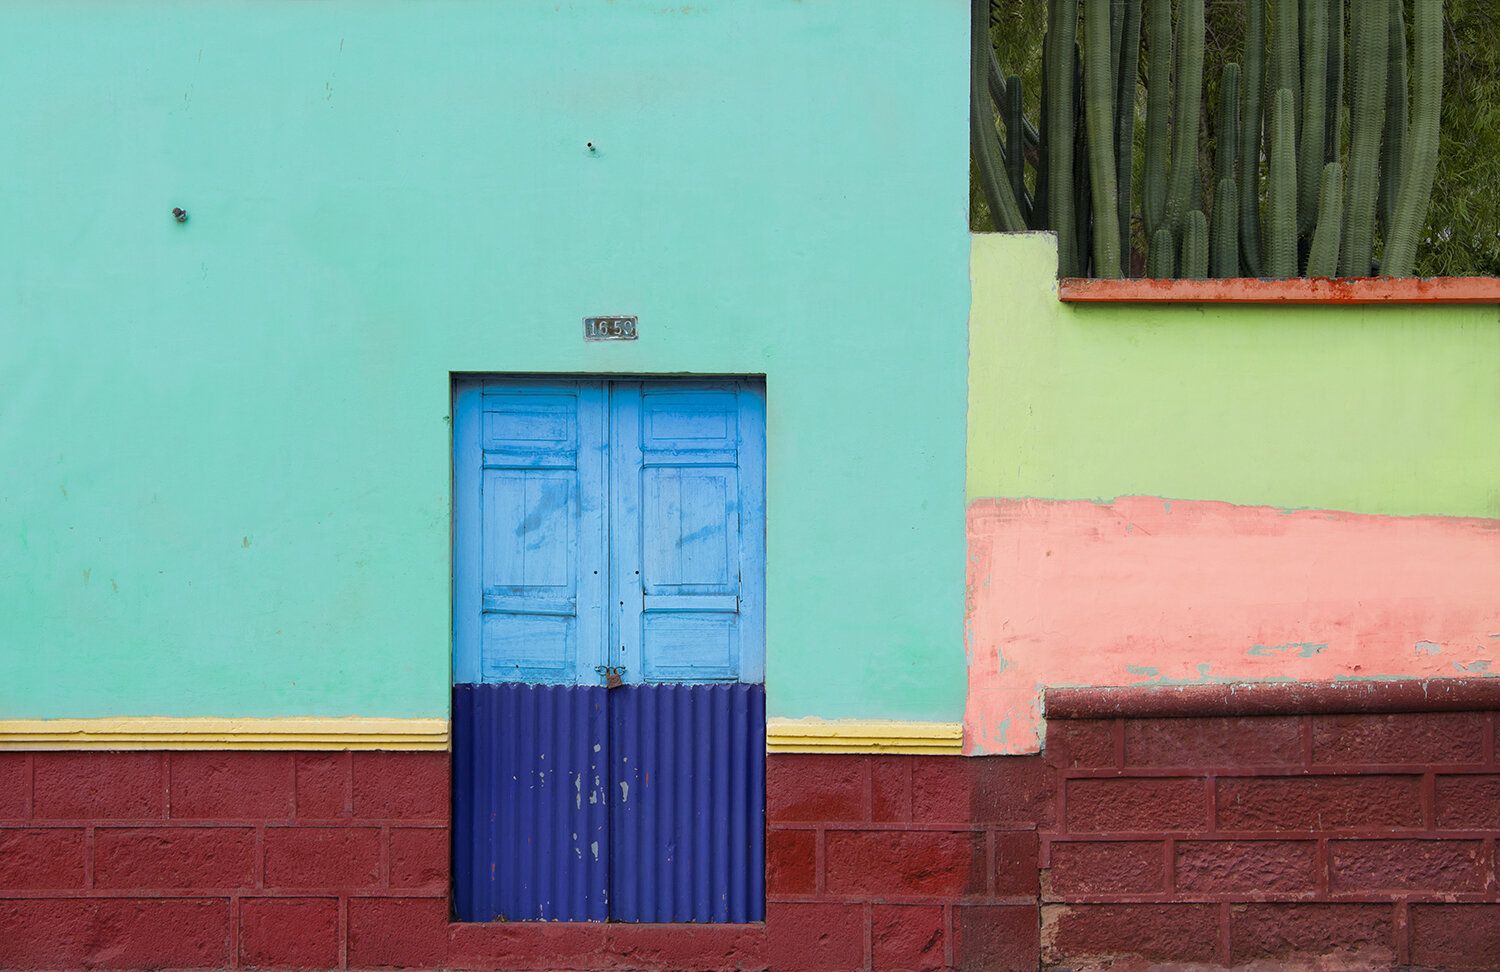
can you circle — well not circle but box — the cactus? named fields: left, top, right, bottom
left=1339, top=0, right=1389, bottom=277
left=1306, top=161, right=1344, bottom=277
left=1215, top=63, right=1240, bottom=191
left=1142, top=0, right=1172, bottom=238
left=1211, top=178, right=1240, bottom=277
left=1381, top=0, right=1443, bottom=278
left=1114, top=0, right=1142, bottom=270
left=1238, top=0, right=1266, bottom=277
left=1297, top=0, right=1329, bottom=236
left=1147, top=225, right=1176, bottom=278
left=1084, top=0, right=1123, bottom=277
left=1380, top=0, right=1408, bottom=238
left=1326, top=0, right=1344, bottom=163
left=1269, top=0, right=1301, bottom=137
left=1181, top=209, right=1210, bottom=279
left=1266, top=88, right=1298, bottom=278
left=971, top=0, right=1025, bottom=231
left=1005, top=75, right=1030, bottom=225
left=1047, top=0, right=1081, bottom=275
left=1162, top=0, right=1205, bottom=238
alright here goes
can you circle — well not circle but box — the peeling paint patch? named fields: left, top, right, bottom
left=1454, top=660, right=1492, bottom=674
left=1416, top=641, right=1443, bottom=655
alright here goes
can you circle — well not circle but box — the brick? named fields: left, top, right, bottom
left=347, top=896, right=450, bottom=968
left=1174, top=840, right=1317, bottom=894
left=1215, top=776, right=1422, bottom=832
left=759, top=902, right=866, bottom=972
left=352, top=752, right=449, bottom=820
left=993, top=830, right=1039, bottom=896
left=170, top=752, right=294, bottom=820
left=450, top=921, right=607, bottom=970
left=95, top=826, right=255, bottom=890
left=0, top=754, right=27, bottom=818
left=1330, top=839, right=1487, bottom=892
left=912, top=756, right=1053, bottom=827
left=0, top=828, right=85, bottom=889
left=1410, top=904, right=1500, bottom=968
left=1436, top=775, right=1500, bottom=829
left=825, top=830, right=984, bottom=897
left=767, top=754, right=866, bottom=823
left=264, top=826, right=381, bottom=889
left=32, top=752, right=163, bottom=820
left=954, top=904, right=1039, bottom=972
left=871, top=755, right=912, bottom=822
left=872, top=904, right=945, bottom=972
left=391, top=826, right=449, bottom=889
left=1042, top=903, right=1218, bottom=964
left=1124, top=716, right=1302, bottom=768
left=240, top=897, right=340, bottom=970
left=1046, top=841, right=1164, bottom=897
left=767, top=828, right=817, bottom=895
left=1064, top=778, right=1205, bottom=833
left=1313, top=712, right=1486, bottom=765
left=605, top=922, right=760, bottom=971
left=1229, top=903, right=1394, bottom=963
left=295, top=753, right=350, bottom=819
left=0, top=897, right=230, bottom=968
left=1044, top=720, right=1116, bottom=769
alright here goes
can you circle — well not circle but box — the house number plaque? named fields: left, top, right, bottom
left=584, top=316, right=637, bottom=341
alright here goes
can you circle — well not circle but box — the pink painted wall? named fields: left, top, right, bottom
left=964, top=497, right=1500, bottom=754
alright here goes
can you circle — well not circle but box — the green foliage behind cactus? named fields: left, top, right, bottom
left=970, top=0, right=1449, bottom=279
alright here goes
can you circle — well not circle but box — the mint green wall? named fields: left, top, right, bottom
left=0, top=1, right=970, bottom=721
left=969, top=234, right=1500, bottom=518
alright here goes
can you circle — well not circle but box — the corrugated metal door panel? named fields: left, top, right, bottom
left=452, top=683, right=610, bottom=922
left=608, top=683, right=766, bottom=923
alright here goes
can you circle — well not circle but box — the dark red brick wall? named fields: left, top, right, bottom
left=1042, top=711, right=1500, bottom=969
left=0, top=751, right=1042, bottom=971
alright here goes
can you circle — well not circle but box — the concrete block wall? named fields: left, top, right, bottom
left=1041, top=710, right=1500, bottom=969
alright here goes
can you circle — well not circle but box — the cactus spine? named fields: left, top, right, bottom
left=1296, top=0, right=1328, bottom=236
left=1380, top=0, right=1408, bottom=238
left=1142, top=0, right=1172, bottom=238
left=1266, top=88, right=1298, bottom=279
left=1238, top=0, right=1267, bottom=277
left=1084, top=0, right=1123, bottom=277
left=1339, top=0, right=1389, bottom=276
left=1381, top=0, right=1443, bottom=278
left=1162, top=0, right=1205, bottom=238
left=1182, top=209, right=1210, bottom=278
left=1047, top=0, right=1081, bottom=276
left=1306, top=161, right=1344, bottom=278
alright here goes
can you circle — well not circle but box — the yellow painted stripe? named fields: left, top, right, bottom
left=765, top=719, right=963, bottom=755
left=0, top=717, right=450, bottom=751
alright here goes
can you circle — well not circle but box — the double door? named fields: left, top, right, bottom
left=451, top=377, right=765, bottom=922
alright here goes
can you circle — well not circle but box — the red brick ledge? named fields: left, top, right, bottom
left=1058, top=276, right=1500, bottom=303
left=1045, top=677, right=1500, bottom=719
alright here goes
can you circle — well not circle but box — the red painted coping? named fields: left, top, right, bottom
left=1058, top=276, right=1500, bottom=303
left=1045, top=677, right=1500, bottom=719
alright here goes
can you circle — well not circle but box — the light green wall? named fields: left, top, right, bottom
left=0, top=1, right=971, bottom=721
left=969, top=233, right=1500, bottom=517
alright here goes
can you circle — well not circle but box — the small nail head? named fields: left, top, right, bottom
left=172, top=208, right=188, bottom=223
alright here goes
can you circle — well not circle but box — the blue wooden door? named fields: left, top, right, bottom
left=452, top=377, right=765, bottom=923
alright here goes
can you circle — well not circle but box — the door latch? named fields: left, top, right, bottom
left=595, top=665, right=626, bottom=689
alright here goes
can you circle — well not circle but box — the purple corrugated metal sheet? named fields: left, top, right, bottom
left=452, top=683, right=610, bottom=922
left=609, top=683, right=766, bottom=922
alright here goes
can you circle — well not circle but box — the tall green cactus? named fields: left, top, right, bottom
left=1211, top=178, right=1240, bottom=277
left=1380, top=0, right=1408, bottom=238
left=1339, top=0, right=1389, bottom=276
left=1266, top=88, right=1299, bottom=278
left=1215, top=63, right=1240, bottom=191
left=1297, top=0, right=1329, bottom=236
left=1114, top=0, right=1142, bottom=269
left=1182, top=210, right=1210, bottom=279
left=1269, top=0, right=1301, bottom=146
left=1306, top=162, right=1344, bottom=278
left=971, top=0, right=1025, bottom=231
left=1162, top=0, right=1205, bottom=238
left=1238, top=0, right=1266, bottom=277
left=1326, top=0, right=1344, bottom=164
left=1142, top=0, right=1172, bottom=238
left=1047, top=0, right=1081, bottom=276
left=1381, top=0, right=1444, bottom=278
left=1147, top=226, right=1176, bottom=278
left=1083, top=0, right=1123, bottom=277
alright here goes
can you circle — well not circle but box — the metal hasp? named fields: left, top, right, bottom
left=451, top=376, right=766, bottom=923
